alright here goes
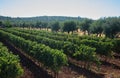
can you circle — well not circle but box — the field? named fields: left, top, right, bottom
left=0, top=28, right=120, bottom=78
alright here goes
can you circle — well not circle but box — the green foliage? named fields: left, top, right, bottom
left=73, top=45, right=100, bottom=68
left=0, top=42, right=23, bottom=78
left=0, top=21, right=3, bottom=27
left=103, top=17, right=120, bottom=38
left=0, top=30, right=68, bottom=72
left=63, top=21, right=77, bottom=33
left=3, top=29, right=80, bottom=58
left=89, top=19, right=104, bottom=36
left=0, top=16, right=120, bottom=38
left=0, top=16, right=84, bottom=24
left=4, top=28, right=103, bottom=69
left=80, top=39, right=114, bottom=57
left=63, top=43, right=79, bottom=56
left=2, top=28, right=120, bottom=73
left=79, top=19, right=93, bottom=34
left=4, top=20, right=12, bottom=28
left=112, top=39, right=120, bottom=53
left=7, top=28, right=115, bottom=56
left=51, top=22, right=60, bottom=32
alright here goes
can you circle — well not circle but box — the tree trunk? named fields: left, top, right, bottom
left=47, top=28, right=48, bottom=31
left=53, top=71, right=58, bottom=78
left=68, top=31, right=70, bottom=34
left=72, top=31, right=73, bottom=34
left=88, top=31, right=90, bottom=35
left=83, top=31, right=86, bottom=35
left=96, top=34, right=99, bottom=37
left=99, top=33, right=102, bottom=37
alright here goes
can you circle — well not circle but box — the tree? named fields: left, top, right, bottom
left=63, top=21, right=77, bottom=34
left=35, top=21, right=42, bottom=29
left=89, top=19, right=104, bottom=37
left=4, top=20, right=12, bottom=28
left=35, top=21, right=48, bottom=29
left=51, top=22, right=60, bottom=32
left=0, top=21, right=2, bottom=26
left=0, top=21, right=3, bottom=27
left=103, top=17, right=120, bottom=38
left=42, top=22, right=48, bottom=29
left=21, top=22, right=26, bottom=28
left=80, top=19, right=93, bottom=35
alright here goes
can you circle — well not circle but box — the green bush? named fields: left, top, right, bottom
left=0, top=43, right=23, bottom=78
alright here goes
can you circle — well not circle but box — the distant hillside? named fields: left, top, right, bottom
left=0, top=16, right=87, bottom=23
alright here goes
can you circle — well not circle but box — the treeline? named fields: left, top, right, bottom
left=0, top=16, right=120, bottom=38
left=0, top=16, right=84, bottom=25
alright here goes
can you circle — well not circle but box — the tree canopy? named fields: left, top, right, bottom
left=63, top=21, right=77, bottom=33
left=80, top=19, right=93, bottom=35
left=51, top=22, right=60, bottom=32
left=103, top=17, right=120, bottom=38
left=89, top=19, right=104, bottom=37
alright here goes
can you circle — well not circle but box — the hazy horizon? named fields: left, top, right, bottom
left=0, top=0, right=120, bottom=19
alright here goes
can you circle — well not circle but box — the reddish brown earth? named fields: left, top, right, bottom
left=68, top=56, right=120, bottom=78
left=20, top=67, right=34, bottom=78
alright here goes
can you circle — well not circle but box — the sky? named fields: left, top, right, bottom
left=0, top=0, right=120, bottom=19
